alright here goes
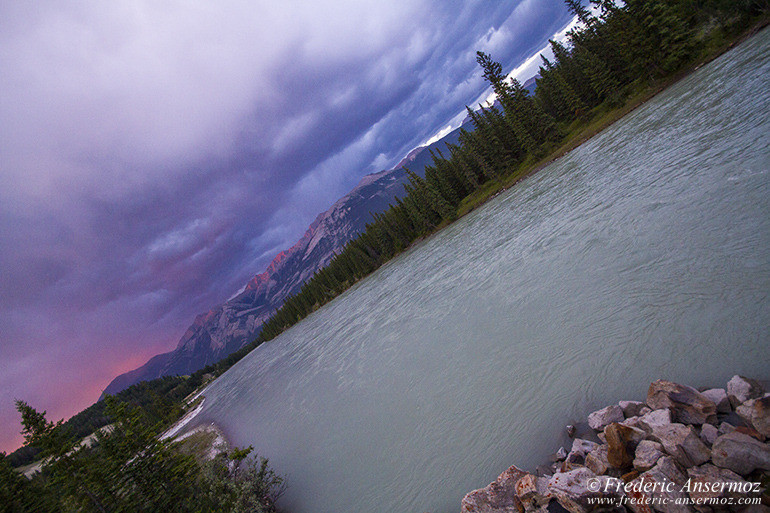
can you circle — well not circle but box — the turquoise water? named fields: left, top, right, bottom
left=190, top=28, right=770, bottom=513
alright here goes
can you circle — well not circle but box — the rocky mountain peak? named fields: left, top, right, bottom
left=102, top=165, right=414, bottom=396
left=103, top=123, right=468, bottom=398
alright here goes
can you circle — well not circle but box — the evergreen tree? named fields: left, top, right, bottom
left=565, top=0, right=596, bottom=26
left=446, top=143, right=481, bottom=190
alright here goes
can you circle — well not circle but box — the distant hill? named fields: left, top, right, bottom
left=522, top=74, right=539, bottom=94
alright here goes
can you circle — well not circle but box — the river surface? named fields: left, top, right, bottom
left=191, top=28, right=770, bottom=513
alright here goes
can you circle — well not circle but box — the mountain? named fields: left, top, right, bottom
left=102, top=169, right=408, bottom=396
left=102, top=127, right=463, bottom=397
left=522, top=74, right=539, bottom=94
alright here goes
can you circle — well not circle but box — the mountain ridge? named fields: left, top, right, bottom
left=102, top=164, right=419, bottom=396
left=103, top=117, right=469, bottom=397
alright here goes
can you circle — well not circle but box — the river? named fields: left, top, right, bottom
left=189, top=27, right=770, bottom=513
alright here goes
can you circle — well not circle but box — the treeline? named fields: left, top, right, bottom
left=6, top=376, right=191, bottom=468
left=6, top=341, right=264, bottom=469
left=259, top=0, right=767, bottom=341
left=2, top=399, right=284, bottom=512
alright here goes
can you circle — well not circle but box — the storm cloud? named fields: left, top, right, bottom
left=0, top=0, right=572, bottom=451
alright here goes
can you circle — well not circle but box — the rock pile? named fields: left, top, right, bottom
left=460, top=376, right=770, bottom=513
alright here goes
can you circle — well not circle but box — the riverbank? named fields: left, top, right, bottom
left=454, top=15, right=770, bottom=220
left=461, top=376, right=770, bottom=513
left=159, top=395, right=233, bottom=463
left=380, top=15, right=770, bottom=278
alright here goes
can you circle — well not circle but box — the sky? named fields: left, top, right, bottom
left=0, top=0, right=575, bottom=453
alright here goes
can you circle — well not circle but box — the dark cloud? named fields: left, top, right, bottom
left=0, top=0, right=572, bottom=451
